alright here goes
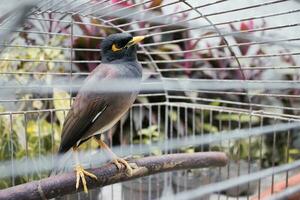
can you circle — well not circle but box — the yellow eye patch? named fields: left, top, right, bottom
left=112, top=44, right=122, bottom=52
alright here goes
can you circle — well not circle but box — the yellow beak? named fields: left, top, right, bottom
left=126, top=36, right=145, bottom=47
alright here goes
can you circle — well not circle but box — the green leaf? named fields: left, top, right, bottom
left=289, top=148, right=300, bottom=155
left=202, top=123, right=218, bottom=133
left=180, top=146, right=195, bottom=153
left=169, top=110, right=177, bottom=121
left=137, top=125, right=158, bottom=136
left=150, top=148, right=162, bottom=156
left=209, top=100, right=221, bottom=107
left=216, top=114, right=260, bottom=124
left=53, top=88, right=71, bottom=125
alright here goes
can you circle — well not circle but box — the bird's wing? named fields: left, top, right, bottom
left=58, top=65, right=118, bottom=153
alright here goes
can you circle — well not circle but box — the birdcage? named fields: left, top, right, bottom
left=0, top=0, right=300, bottom=199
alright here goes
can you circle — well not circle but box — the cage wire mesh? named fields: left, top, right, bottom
left=0, top=0, right=300, bottom=199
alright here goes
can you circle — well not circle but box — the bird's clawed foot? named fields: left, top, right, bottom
left=94, top=138, right=137, bottom=176
left=112, top=157, right=136, bottom=176
left=75, top=165, right=97, bottom=193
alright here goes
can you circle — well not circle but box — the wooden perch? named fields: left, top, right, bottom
left=0, top=152, right=228, bottom=200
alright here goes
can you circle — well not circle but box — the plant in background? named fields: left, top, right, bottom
left=133, top=125, right=162, bottom=156
left=0, top=13, right=71, bottom=188
left=1, top=0, right=299, bottom=189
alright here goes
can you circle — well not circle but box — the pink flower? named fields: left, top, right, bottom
left=111, top=0, right=133, bottom=7
left=240, top=20, right=254, bottom=31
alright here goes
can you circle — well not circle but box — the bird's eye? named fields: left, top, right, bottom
left=112, top=43, right=122, bottom=52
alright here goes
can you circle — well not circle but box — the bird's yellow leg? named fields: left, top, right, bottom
left=94, top=138, right=133, bottom=176
left=73, top=147, right=97, bottom=193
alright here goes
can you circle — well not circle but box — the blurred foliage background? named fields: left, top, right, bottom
left=0, top=0, right=300, bottom=190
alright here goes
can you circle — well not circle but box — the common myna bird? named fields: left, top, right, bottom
left=58, top=33, right=144, bottom=193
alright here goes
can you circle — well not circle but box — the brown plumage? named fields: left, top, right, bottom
left=56, top=33, right=145, bottom=194
left=58, top=63, right=142, bottom=153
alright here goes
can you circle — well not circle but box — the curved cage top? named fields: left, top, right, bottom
left=1, top=1, right=300, bottom=199
left=0, top=0, right=300, bottom=122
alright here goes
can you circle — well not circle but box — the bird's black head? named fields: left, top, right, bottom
left=101, top=33, right=144, bottom=63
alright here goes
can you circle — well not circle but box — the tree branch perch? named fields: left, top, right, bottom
left=0, top=152, right=228, bottom=200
